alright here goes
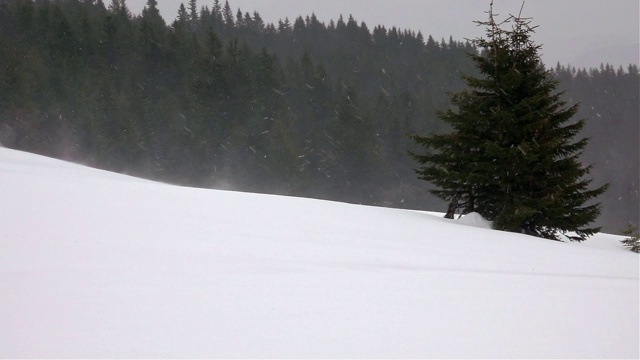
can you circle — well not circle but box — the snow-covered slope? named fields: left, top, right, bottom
left=1, top=147, right=638, bottom=358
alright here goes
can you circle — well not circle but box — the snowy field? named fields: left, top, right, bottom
left=1, top=147, right=638, bottom=358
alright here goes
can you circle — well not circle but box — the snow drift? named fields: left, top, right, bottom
left=0, top=147, right=638, bottom=358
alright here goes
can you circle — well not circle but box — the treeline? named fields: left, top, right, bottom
left=554, top=64, right=639, bottom=233
left=0, top=0, right=637, bottom=232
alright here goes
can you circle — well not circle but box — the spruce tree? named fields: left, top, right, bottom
left=411, top=2, right=607, bottom=241
left=620, top=224, right=640, bottom=253
left=188, top=0, right=198, bottom=32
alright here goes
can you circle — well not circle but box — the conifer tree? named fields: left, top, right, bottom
left=140, top=0, right=166, bottom=63
left=222, top=1, right=233, bottom=28
left=620, top=224, right=640, bottom=253
left=411, top=2, right=607, bottom=241
left=188, top=0, right=198, bottom=32
left=176, top=3, right=188, bottom=25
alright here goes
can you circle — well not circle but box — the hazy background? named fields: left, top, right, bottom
left=127, top=0, right=639, bottom=70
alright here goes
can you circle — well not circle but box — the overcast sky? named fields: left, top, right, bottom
left=126, top=0, right=639, bottom=70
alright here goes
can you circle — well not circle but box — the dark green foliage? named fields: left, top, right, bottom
left=620, top=224, right=640, bottom=253
left=411, top=4, right=608, bottom=241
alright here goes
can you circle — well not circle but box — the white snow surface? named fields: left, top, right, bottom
left=456, top=211, right=493, bottom=229
left=1, top=147, right=638, bottom=358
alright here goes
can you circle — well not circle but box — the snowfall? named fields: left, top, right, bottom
left=0, top=146, right=638, bottom=358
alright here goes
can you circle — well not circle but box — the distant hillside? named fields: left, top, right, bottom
left=0, top=0, right=637, bottom=232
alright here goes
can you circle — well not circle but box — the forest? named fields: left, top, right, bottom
left=0, top=0, right=637, bottom=233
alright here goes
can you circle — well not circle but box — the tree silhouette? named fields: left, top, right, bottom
left=411, top=2, right=607, bottom=241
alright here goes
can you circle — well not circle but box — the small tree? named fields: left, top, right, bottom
left=410, top=2, right=607, bottom=241
left=620, top=224, right=640, bottom=253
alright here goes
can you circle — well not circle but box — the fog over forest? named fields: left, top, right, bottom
left=0, top=0, right=637, bottom=233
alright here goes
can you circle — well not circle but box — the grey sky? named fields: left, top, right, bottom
left=127, top=0, right=639, bottom=69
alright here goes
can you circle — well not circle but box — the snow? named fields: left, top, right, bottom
left=1, top=147, right=638, bottom=358
left=456, top=211, right=493, bottom=229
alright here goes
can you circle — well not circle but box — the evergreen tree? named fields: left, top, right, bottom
left=222, top=0, right=233, bottom=29
left=620, top=224, right=640, bottom=253
left=411, top=3, right=607, bottom=241
left=188, top=0, right=198, bottom=32
left=277, top=18, right=291, bottom=35
left=140, top=0, right=166, bottom=65
left=330, top=83, right=381, bottom=200
left=176, top=3, right=188, bottom=25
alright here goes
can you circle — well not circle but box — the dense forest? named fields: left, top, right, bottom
left=0, top=0, right=637, bottom=233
